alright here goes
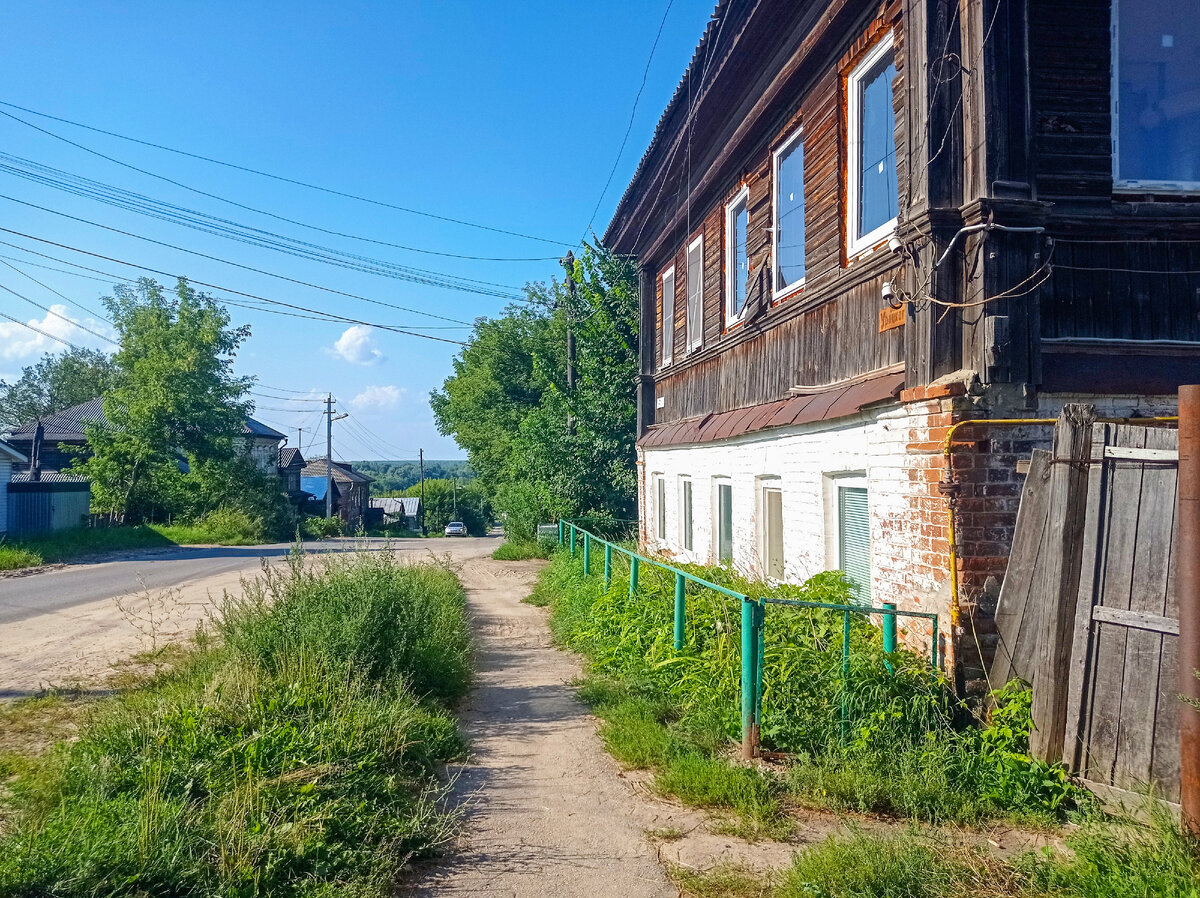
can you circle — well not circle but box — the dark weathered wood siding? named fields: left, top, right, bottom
left=646, top=2, right=906, bottom=425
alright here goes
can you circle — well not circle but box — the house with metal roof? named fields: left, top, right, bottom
left=3, top=399, right=289, bottom=479
left=301, top=457, right=373, bottom=528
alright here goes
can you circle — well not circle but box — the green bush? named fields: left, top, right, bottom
left=534, top=550, right=1090, bottom=826
left=0, top=551, right=472, bottom=896
left=196, top=506, right=266, bottom=543
left=302, top=515, right=345, bottom=539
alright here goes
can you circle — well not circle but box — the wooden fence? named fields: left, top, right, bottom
left=990, top=408, right=1182, bottom=807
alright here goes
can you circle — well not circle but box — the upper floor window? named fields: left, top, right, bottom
left=846, top=32, right=898, bottom=257
left=725, top=186, right=750, bottom=323
left=686, top=235, right=704, bottom=351
left=772, top=127, right=806, bottom=296
left=1113, top=1, right=1200, bottom=191
left=661, top=265, right=675, bottom=367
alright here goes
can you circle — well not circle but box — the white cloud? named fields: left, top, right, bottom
left=326, top=325, right=384, bottom=365
left=0, top=305, right=116, bottom=362
left=349, top=384, right=406, bottom=411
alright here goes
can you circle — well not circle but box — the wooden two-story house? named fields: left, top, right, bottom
left=605, top=0, right=1200, bottom=684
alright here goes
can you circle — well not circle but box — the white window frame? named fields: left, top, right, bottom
left=660, top=265, right=675, bottom=367
left=823, top=472, right=869, bottom=570
left=845, top=32, right=898, bottom=258
left=1111, top=0, right=1200, bottom=193
left=686, top=235, right=704, bottom=352
left=724, top=185, right=751, bottom=325
left=757, top=475, right=784, bottom=581
left=654, top=473, right=667, bottom=542
left=679, top=475, right=693, bottom=552
left=712, top=475, right=733, bottom=564
left=772, top=125, right=806, bottom=301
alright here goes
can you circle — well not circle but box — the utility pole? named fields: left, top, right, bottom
left=325, top=394, right=333, bottom=519
left=561, top=250, right=576, bottom=436
left=323, top=395, right=347, bottom=519
left=419, top=448, right=426, bottom=535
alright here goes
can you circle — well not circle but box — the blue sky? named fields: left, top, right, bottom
left=0, top=1, right=713, bottom=460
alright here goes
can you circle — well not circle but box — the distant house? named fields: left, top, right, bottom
left=370, top=496, right=421, bottom=529
left=0, top=439, right=29, bottom=535
left=278, top=446, right=307, bottom=506
left=301, top=457, right=373, bottom=528
left=3, top=399, right=288, bottom=478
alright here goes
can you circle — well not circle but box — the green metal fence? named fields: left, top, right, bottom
left=560, top=519, right=941, bottom=758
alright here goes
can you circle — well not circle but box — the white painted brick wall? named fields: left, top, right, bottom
left=640, top=401, right=937, bottom=598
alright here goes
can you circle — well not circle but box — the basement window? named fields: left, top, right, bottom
left=773, top=126, right=806, bottom=296
left=846, top=32, right=898, bottom=257
left=725, top=186, right=750, bottom=323
left=679, top=476, right=694, bottom=551
left=686, top=235, right=704, bottom=352
left=655, top=474, right=667, bottom=540
left=831, top=476, right=871, bottom=602
left=714, top=479, right=733, bottom=564
left=761, top=481, right=784, bottom=580
left=661, top=265, right=675, bottom=367
left=1113, top=0, right=1200, bottom=191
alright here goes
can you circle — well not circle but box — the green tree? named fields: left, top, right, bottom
left=402, top=477, right=490, bottom=535
left=75, top=278, right=253, bottom=522
left=430, top=243, right=637, bottom=539
left=0, top=347, right=117, bottom=429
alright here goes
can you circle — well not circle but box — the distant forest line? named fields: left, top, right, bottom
left=350, top=460, right=476, bottom=496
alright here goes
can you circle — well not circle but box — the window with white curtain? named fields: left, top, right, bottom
left=686, top=235, right=704, bottom=351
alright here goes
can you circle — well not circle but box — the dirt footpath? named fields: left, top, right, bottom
left=415, top=556, right=678, bottom=898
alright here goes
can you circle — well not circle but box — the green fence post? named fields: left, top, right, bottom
left=741, top=598, right=758, bottom=759
left=604, top=543, right=612, bottom=588
left=629, top=556, right=639, bottom=597
left=558, top=519, right=564, bottom=546
left=931, top=616, right=940, bottom=670
left=674, top=572, right=686, bottom=650
left=570, top=525, right=576, bottom=556
left=583, top=533, right=591, bottom=575
left=754, top=601, right=765, bottom=732
left=841, top=610, right=851, bottom=744
left=882, top=602, right=897, bottom=674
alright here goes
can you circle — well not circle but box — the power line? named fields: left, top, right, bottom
left=0, top=183, right=522, bottom=300
left=0, top=99, right=575, bottom=248
left=0, top=289, right=82, bottom=351
left=0, top=277, right=116, bottom=345
left=0, top=225, right=472, bottom=345
left=584, top=0, right=676, bottom=237
left=0, top=256, right=107, bottom=319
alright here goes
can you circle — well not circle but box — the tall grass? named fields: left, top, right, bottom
left=0, top=551, right=472, bottom=896
left=534, top=550, right=1088, bottom=827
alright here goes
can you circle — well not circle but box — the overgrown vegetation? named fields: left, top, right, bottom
left=491, top=539, right=554, bottom=561
left=0, top=552, right=472, bottom=895
left=430, top=244, right=638, bottom=540
left=673, top=812, right=1200, bottom=898
left=533, top=550, right=1091, bottom=829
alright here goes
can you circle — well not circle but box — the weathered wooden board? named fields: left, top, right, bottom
left=989, top=448, right=1053, bottom=687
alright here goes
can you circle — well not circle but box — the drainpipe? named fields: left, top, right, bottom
left=1179, top=385, right=1200, bottom=833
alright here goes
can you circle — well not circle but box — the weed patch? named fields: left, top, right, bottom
left=0, top=551, right=472, bottom=896
left=535, top=551, right=1090, bottom=829
left=491, top=540, right=551, bottom=561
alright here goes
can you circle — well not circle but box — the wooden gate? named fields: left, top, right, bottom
left=989, top=413, right=1182, bottom=807
left=1064, top=423, right=1180, bottom=805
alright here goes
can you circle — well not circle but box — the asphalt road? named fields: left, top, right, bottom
left=0, top=536, right=499, bottom=627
